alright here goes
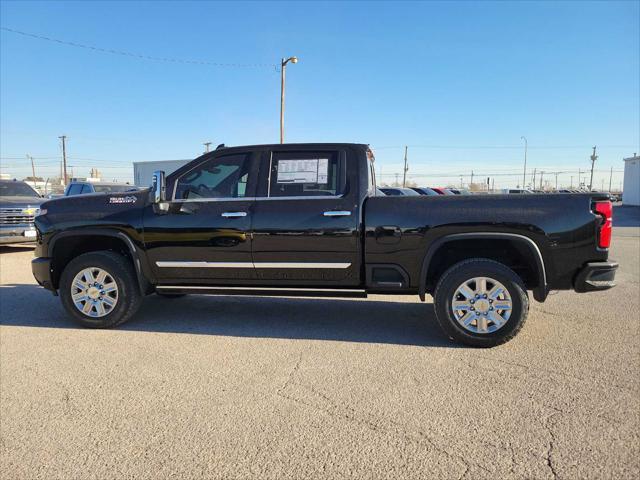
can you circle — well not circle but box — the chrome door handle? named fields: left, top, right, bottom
left=323, top=211, right=351, bottom=217
left=221, top=212, right=247, bottom=218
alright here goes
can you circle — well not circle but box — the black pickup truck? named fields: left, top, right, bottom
left=31, top=143, right=617, bottom=346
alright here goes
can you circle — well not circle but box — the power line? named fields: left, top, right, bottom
left=373, top=144, right=638, bottom=150
left=1, top=27, right=278, bottom=69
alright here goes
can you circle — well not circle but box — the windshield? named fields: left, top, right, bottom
left=0, top=181, right=40, bottom=197
left=93, top=184, right=137, bottom=193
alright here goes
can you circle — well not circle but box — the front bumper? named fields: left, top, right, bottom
left=32, top=257, right=56, bottom=292
left=0, top=225, right=37, bottom=244
left=574, top=261, right=618, bottom=293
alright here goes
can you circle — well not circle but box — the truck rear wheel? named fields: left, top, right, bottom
left=433, top=258, right=529, bottom=347
left=59, top=251, right=142, bottom=328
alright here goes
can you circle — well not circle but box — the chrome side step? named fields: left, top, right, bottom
left=155, top=285, right=368, bottom=298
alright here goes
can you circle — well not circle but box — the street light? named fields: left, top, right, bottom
left=280, top=56, right=298, bottom=144
left=520, top=136, right=527, bottom=189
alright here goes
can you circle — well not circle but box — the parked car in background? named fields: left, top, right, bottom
left=411, top=187, right=440, bottom=196
left=504, top=189, right=534, bottom=194
left=0, top=179, right=44, bottom=244
left=609, top=193, right=621, bottom=202
left=64, top=181, right=139, bottom=196
left=446, top=188, right=472, bottom=195
left=430, top=187, right=455, bottom=195
left=379, top=187, right=421, bottom=196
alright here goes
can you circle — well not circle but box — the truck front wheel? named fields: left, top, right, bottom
left=59, top=251, right=142, bottom=328
left=433, top=258, right=529, bottom=347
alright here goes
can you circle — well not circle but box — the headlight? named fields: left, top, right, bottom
left=22, top=207, right=41, bottom=216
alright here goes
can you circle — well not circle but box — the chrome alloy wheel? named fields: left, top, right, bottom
left=451, top=277, right=512, bottom=334
left=70, top=267, right=118, bottom=318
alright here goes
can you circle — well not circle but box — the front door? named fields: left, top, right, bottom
left=251, top=147, right=362, bottom=287
left=143, top=150, right=259, bottom=284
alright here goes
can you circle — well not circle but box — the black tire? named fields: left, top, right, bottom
left=59, top=250, right=142, bottom=328
left=155, top=292, right=187, bottom=298
left=433, top=258, right=529, bottom=347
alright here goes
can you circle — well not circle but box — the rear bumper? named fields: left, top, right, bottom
left=0, top=225, right=37, bottom=244
left=32, top=257, right=56, bottom=292
left=574, top=261, right=618, bottom=293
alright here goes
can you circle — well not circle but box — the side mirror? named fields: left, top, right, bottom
left=152, top=170, right=166, bottom=203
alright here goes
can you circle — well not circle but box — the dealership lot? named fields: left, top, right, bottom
left=1, top=207, right=638, bottom=479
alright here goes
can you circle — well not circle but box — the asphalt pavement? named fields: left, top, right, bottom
left=1, top=206, right=638, bottom=479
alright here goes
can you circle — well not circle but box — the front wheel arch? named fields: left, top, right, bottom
left=49, top=230, right=152, bottom=294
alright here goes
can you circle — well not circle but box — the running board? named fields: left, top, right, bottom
left=155, top=285, right=368, bottom=298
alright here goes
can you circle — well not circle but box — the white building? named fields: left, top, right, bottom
left=623, top=154, right=640, bottom=206
left=133, top=160, right=190, bottom=187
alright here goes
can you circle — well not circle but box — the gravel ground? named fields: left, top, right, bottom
left=1, top=206, right=638, bottom=479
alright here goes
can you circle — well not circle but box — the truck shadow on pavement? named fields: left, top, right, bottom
left=0, top=284, right=455, bottom=347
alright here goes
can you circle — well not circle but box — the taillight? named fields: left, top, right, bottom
left=594, top=200, right=612, bottom=249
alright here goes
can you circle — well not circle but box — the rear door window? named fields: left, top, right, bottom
left=267, top=151, right=345, bottom=197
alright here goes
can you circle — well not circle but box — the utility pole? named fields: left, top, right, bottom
left=570, top=176, right=574, bottom=188
left=58, top=135, right=68, bottom=186
left=470, top=170, right=474, bottom=186
left=521, top=136, right=527, bottom=191
left=491, top=177, right=495, bottom=193
left=608, top=166, right=613, bottom=192
left=532, top=168, right=537, bottom=189
left=28, top=155, right=36, bottom=181
left=554, top=172, right=559, bottom=191
left=402, top=146, right=408, bottom=187
left=203, top=142, right=212, bottom=153
left=460, top=175, right=463, bottom=188
left=539, top=171, right=544, bottom=191
left=578, top=169, right=581, bottom=189
left=588, top=146, right=597, bottom=191
left=280, top=56, right=298, bottom=144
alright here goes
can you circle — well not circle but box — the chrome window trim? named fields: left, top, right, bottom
left=266, top=151, right=273, bottom=198
left=169, top=195, right=343, bottom=203
left=257, top=195, right=344, bottom=201
left=156, top=261, right=352, bottom=269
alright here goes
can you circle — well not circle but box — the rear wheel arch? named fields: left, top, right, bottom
left=419, top=233, right=547, bottom=302
left=49, top=230, right=152, bottom=294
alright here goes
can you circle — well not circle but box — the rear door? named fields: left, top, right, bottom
left=143, top=150, right=259, bottom=284
left=251, top=146, right=362, bottom=286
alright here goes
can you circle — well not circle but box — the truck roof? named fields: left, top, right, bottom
left=214, top=142, right=370, bottom=151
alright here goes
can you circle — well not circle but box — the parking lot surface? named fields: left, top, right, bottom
left=1, top=207, right=639, bottom=479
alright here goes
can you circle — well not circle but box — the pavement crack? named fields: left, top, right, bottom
left=276, top=349, right=304, bottom=397
left=278, top=380, right=485, bottom=477
left=543, top=408, right=562, bottom=480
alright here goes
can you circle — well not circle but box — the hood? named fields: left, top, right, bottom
left=40, top=188, right=150, bottom=223
left=0, top=196, right=46, bottom=207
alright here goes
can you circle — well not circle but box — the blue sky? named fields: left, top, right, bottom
left=1, top=0, right=638, bottom=189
